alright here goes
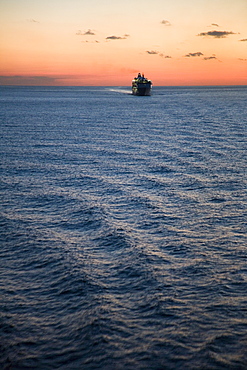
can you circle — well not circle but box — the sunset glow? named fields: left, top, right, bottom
left=1, top=0, right=247, bottom=86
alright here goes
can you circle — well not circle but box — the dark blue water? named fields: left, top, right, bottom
left=0, top=86, right=247, bottom=369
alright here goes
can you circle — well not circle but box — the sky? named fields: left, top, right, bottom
left=0, top=0, right=247, bottom=86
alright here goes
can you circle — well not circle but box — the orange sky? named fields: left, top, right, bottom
left=0, top=0, right=247, bottom=86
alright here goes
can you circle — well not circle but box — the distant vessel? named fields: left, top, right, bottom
left=132, top=73, right=152, bottom=96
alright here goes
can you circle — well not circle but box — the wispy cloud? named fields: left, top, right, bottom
left=239, top=38, right=247, bottom=42
left=76, top=29, right=95, bottom=36
left=204, top=55, right=217, bottom=60
left=81, top=40, right=100, bottom=43
left=184, top=52, right=203, bottom=57
left=211, top=23, right=219, bottom=27
left=84, top=29, right=95, bottom=36
left=146, top=51, right=172, bottom=58
left=146, top=50, right=172, bottom=59
left=0, top=74, right=106, bottom=86
left=239, top=58, right=247, bottom=61
left=161, top=20, right=171, bottom=26
left=0, top=75, right=64, bottom=85
left=198, top=30, right=236, bottom=38
left=27, top=18, right=39, bottom=23
left=106, top=35, right=129, bottom=40
left=146, top=50, right=159, bottom=55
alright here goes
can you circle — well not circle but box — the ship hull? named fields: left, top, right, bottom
left=132, top=82, right=152, bottom=96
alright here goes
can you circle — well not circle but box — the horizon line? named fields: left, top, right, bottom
left=1, top=84, right=247, bottom=87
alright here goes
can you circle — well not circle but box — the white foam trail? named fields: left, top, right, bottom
left=108, top=88, right=131, bottom=94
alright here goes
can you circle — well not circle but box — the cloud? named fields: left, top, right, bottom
left=239, top=58, right=247, bottom=61
left=146, top=51, right=172, bottom=58
left=161, top=20, right=171, bottom=26
left=184, top=52, right=203, bottom=57
left=0, top=74, right=105, bottom=86
left=27, top=18, right=39, bottom=23
left=84, top=29, right=95, bottom=36
left=159, top=54, right=172, bottom=58
left=106, top=36, right=123, bottom=40
left=211, top=23, right=219, bottom=27
left=239, top=38, right=247, bottom=42
left=0, top=75, right=64, bottom=86
left=204, top=56, right=217, bottom=60
left=82, top=40, right=100, bottom=43
left=76, top=29, right=95, bottom=36
left=106, top=35, right=129, bottom=40
left=146, top=50, right=159, bottom=55
left=198, top=30, right=236, bottom=38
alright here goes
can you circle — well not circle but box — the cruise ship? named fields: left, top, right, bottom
left=132, top=73, right=152, bottom=96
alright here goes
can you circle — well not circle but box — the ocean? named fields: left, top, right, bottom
left=0, top=85, right=246, bottom=369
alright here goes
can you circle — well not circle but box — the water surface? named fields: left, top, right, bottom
left=0, top=86, right=247, bottom=369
